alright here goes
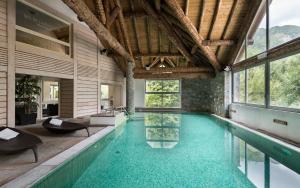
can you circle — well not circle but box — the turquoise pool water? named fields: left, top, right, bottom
left=33, top=113, right=300, bottom=188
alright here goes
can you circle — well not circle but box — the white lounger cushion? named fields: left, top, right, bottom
left=49, top=119, right=63, bottom=126
left=0, top=128, right=19, bottom=140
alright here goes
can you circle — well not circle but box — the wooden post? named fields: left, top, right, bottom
left=7, top=0, right=16, bottom=127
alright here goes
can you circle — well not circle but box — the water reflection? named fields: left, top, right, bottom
left=231, top=128, right=300, bottom=188
left=142, top=113, right=300, bottom=187
left=144, top=113, right=181, bottom=149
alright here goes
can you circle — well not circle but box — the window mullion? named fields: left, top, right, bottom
left=245, top=69, right=248, bottom=103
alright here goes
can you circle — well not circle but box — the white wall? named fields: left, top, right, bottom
left=134, top=79, right=145, bottom=108
left=230, top=104, right=300, bottom=143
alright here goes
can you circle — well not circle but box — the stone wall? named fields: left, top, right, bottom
left=181, top=72, right=231, bottom=117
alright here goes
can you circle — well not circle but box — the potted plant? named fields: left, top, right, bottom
left=15, top=75, right=41, bottom=125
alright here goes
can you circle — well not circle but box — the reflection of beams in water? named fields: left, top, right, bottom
left=147, top=139, right=179, bottom=142
left=145, top=126, right=179, bottom=129
left=130, top=117, right=145, bottom=121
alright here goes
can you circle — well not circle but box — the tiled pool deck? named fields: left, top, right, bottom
left=0, top=121, right=113, bottom=187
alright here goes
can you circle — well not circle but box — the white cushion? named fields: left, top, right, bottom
left=49, top=119, right=63, bottom=126
left=0, top=128, right=19, bottom=140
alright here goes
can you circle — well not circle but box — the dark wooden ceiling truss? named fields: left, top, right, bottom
left=62, top=0, right=261, bottom=79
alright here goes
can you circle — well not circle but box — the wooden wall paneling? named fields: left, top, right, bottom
left=0, top=0, right=7, bottom=49
left=0, top=71, right=6, bottom=126
left=7, top=0, right=15, bottom=127
left=60, top=79, right=74, bottom=118
left=76, top=78, right=98, bottom=116
left=75, top=24, right=99, bottom=117
left=97, top=39, right=101, bottom=113
left=73, top=24, right=78, bottom=118
left=15, top=50, right=74, bottom=78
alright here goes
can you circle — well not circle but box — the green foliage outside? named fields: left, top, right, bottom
left=237, top=25, right=300, bottom=108
left=270, top=54, right=300, bottom=108
left=15, top=75, right=41, bottom=114
left=145, top=80, right=180, bottom=108
left=247, top=65, right=265, bottom=105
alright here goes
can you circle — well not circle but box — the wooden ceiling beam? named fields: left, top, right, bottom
left=113, top=0, right=133, bottom=57
left=184, top=0, right=189, bottom=15
left=106, top=5, right=120, bottom=28
left=134, top=72, right=213, bottom=79
left=134, top=67, right=212, bottom=74
left=233, top=38, right=300, bottom=71
left=154, top=0, right=161, bottom=11
left=102, top=0, right=110, bottom=23
left=63, top=0, right=134, bottom=63
left=216, top=0, right=238, bottom=57
left=94, top=0, right=106, bottom=24
left=148, top=57, right=160, bottom=68
left=164, top=0, right=221, bottom=72
left=207, top=0, right=222, bottom=40
left=140, top=0, right=197, bottom=67
left=164, top=57, right=176, bottom=67
left=134, top=53, right=182, bottom=58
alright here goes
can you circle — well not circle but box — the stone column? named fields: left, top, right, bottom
left=126, top=62, right=135, bottom=115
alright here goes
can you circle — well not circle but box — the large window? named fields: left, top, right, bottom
left=233, top=71, right=246, bottom=103
left=233, top=1, right=300, bottom=111
left=270, top=54, right=300, bottom=109
left=247, top=65, right=265, bottom=105
left=16, top=0, right=71, bottom=56
left=269, top=0, right=300, bottom=49
left=246, top=7, right=267, bottom=58
left=145, top=80, right=180, bottom=108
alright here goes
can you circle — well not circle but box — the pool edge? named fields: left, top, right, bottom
left=1, top=126, right=115, bottom=188
left=212, top=114, right=300, bottom=153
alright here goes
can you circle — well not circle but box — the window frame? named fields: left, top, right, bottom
left=232, top=0, right=300, bottom=113
left=144, top=79, right=181, bottom=108
left=16, top=0, right=72, bottom=57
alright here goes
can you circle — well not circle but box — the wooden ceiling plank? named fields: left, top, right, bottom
left=216, top=0, right=238, bottom=57
left=140, top=0, right=197, bottom=67
left=164, top=0, right=221, bottom=71
left=158, top=28, right=161, bottom=53
left=129, top=0, right=141, bottom=54
left=146, top=17, right=152, bottom=53
left=198, top=0, right=205, bottom=34
left=208, top=0, right=222, bottom=40
left=124, top=11, right=147, bottom=18
left=62, top=0, right=134, bottom=63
